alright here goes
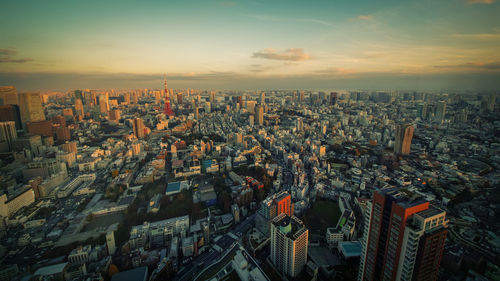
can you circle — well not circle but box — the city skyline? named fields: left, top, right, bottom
left=1, top=0, right=500, bottom=90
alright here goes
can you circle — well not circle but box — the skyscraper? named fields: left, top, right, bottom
left=256, top=105, right=264, bottom=126
left=330, top=92, right=337, bottom=105
left=210, top=91, right=216, bottom=104
left=133, top=118, right=145, bottom=138
left=75, top=98, right=84, bottom=116
left=394, top=124, right=414, bottom=155
left=270, top=213, right=309, bottom=277
left=297, top=117, right=304, bottom=132
left=99, top=93, right=110, bottom=114
left=0, top=121, right=17, bottom=152
left=435, top=101, right=446, bottom=123
left=0, top=86, right=18, bottom=105
left=18, top=92, right=45, bottom=125
left=358, top=188, right=448, bottom=281
left=0, top=104, right=22, bottom=130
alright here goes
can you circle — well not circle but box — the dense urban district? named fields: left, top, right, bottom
left=0, top=83, right=498, bottom=281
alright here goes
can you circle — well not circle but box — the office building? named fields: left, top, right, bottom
left=0, top=188, right=35, bottom=218
left=0, top=104, right=22, bottom=130
left=330, top=92, right=337, bottom=105
left=0, top=86, right=18, bottom=105
left=358, top=188, right=448, bottom=281
left=99, top=93, right=109, bottom=114
left=108, top=109, right=121, bottom=122
left=270, top=213, right=309, bottom=277
left=129, top=215, right=189, bottom=250
left=0, top=121, right=17, bottom=152
left=27, top=120, right=53, bottom=137
left=61, top=141, right=77, bottom=153
left=56, top=127, right=71, bottom=142
left=18, top=92, right=45, bottom=124
left=435, top=101, right=446, bottom=122
left=394, top=124, right=414, bottom=155
left=52, top=115, right=66, bottom=127
left=74, top=99, right=84, bottom=116
left=416, top=103, right=427, bottom=119
left=256, top=191, right=293, bottom=236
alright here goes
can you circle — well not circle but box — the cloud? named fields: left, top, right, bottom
left=0, top=48, right=33, bottom=64
left=449, top=33, right=500, bottom=40
left=466, top=0, right=495, bottom=4
left=296, top=18, right=335, bottom=27
left=0, top=48, right=16, bottom=56
left=249, top=14, right=334, bottom=27
left=434, top=61, right=500, bottom=70
left=356, top=15, right=373, bottom=21
left=252, top=48, right=311, bottom=61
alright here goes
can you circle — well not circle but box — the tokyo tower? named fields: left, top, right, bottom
left=163, top=75, right=174, bottom=116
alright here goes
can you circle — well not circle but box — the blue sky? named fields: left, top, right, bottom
left=0, top=0, right=499, bottom=90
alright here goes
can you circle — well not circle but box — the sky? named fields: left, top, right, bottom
left=0, top=0, right=499, bottom=91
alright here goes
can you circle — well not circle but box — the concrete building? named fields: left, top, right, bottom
left=256, top=191, right=293, bottom=236
left=18, top=92, right=45, bottom=125
left=129, top=215, right=189, bottom=250
left=68, top=245, right=91, bottom=265
left=133, top=118, right=145, bottom=139
left=0, top=121, right=17, bottom=152
left=0, top=86, right=18, bottom=106
left=394, top=124, right=414, bottom=155
left=0, top=188, right=35, bottom=218
left=106, top=231, right=116, bottom=255
left=358, top=188, right=448, bottom=281
left=232, top=204, right=240, bottom=224
left=270, top=213, right=308, bottom=277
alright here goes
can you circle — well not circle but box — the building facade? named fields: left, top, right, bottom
left=270, top=213, right=308, bottom=277
left=358, top=188, right=448, bottom=281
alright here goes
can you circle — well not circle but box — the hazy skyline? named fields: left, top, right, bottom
left=1, top=0, right=499, bottom=90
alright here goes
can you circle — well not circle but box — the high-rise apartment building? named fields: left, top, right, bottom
left=270, top=213, right=309, bottom=277
left=435, top=101, right=446, bottom=123
left=358, top=188, right=448, bottom=281
left=18, top=92, right=45, bottom=125
left=256, top=191, right=294, bottom=236
left=394, top=124, right=414, bottom=155
left=256, top=105, right=264, bottom=126
left=133, top=118, right=145, bottom=138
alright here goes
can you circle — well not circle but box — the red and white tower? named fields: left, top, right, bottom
left=163, top=75, right=174, bottom=116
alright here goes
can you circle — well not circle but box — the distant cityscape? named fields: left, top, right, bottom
left=0, top=83, right=498, bottom=281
